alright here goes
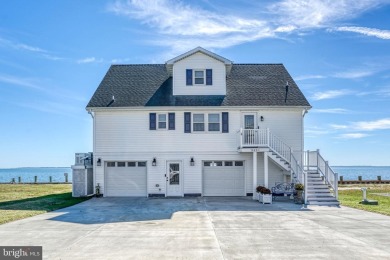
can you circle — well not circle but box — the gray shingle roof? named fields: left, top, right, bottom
left=86, top=64, right=311, bottom=108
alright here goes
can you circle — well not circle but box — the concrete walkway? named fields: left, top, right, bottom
left=1, top=197, right=390, bottom=259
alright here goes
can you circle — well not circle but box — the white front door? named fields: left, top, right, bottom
left=166, top=161, right=183, bottom=196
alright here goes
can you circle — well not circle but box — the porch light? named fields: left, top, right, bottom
left=152, top=158, right=157, bottom=166
left=190, top=157, right=195, bottom=166
left=260, top=116, right=264, bottom=122
left=97, top=158, right=101, bottom=166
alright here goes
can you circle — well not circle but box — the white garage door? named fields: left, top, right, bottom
left=203, top=161, right=245, bottom=196
left=105, top=161, right=147, bottom=197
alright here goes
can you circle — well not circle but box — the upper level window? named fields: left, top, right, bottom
left=158, top=114, right=167, bottom=129
left=193, top=114, right=205, bottom=131
left=194, top=70, right=205, bottom=85
left=208, top=114, right=220, bottom=131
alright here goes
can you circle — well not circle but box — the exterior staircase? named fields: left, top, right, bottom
left=306, top=171, right=339, bottom=206
left=237, top=128, right=340, bottom=206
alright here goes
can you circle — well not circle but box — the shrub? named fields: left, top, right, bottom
left=295, top=183, right=304, bottom=190
left=256, top=185, right=271, bottom=194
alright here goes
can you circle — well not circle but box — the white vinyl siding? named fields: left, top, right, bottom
left=173, top=52, right=226, bottom=95
left=93, top=108, right=303, bottom=195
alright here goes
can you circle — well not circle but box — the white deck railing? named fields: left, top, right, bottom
left=238, top=128, right=291, bottom=162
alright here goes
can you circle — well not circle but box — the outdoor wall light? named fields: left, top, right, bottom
left=97, top=158, right=101, bottom=166
left=152, top=158, right=157, bottom=166
left=260, top=116, right=264, bottom=122
left=190, top=157, right=195, bottom=166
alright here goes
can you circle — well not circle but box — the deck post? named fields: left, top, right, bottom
left=264, top=152, right=269, bottom=188
left=253, top=151, right=257, bottom=200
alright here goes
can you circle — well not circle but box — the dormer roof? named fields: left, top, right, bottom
left=165, top=47, right=233, bottom=75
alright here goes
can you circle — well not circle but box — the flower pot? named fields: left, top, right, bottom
left=294, top=190, right=304, bottom=204
left=258, top=193, right=272, bottom=204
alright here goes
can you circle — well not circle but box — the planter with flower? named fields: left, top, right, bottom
left=256, top=186, right=272, bottom=204
left=294, top=183, right=304, bottom=204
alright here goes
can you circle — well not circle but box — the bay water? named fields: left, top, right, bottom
left=0, top=167, right=72, bottom=183
left=0, top=166, right=389, bottom=183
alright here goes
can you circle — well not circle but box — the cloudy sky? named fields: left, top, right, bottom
left=1, top=0, right=390, bottom=167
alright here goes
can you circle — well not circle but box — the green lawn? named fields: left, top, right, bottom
left=338, top=184, right=390, bottom=216
left=0, top=184, right=90, bottom=225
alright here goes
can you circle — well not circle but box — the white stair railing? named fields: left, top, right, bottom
left=304, top=150, right=338, bottom=200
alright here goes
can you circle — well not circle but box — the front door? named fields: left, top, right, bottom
left=166, top=161, right=182, bottom=196
left=242, top=113, right=257, bottom=145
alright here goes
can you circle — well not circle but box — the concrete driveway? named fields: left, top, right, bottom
left=1, top=197, right=390, bottom=259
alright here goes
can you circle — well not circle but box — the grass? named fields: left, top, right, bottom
left=0, top=184, right=90, bottom=225
left=338, top=184, right=390, bottom=216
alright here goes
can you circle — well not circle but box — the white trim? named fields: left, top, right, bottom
left=87, top=106, right=312, bottom=112
left=166, top=47, right=232, bottom=65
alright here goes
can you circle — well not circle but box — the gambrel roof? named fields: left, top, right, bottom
left=86, top=63, right=311, bottom=108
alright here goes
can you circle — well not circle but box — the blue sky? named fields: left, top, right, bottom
left=1, top=0, right=390, bottom=167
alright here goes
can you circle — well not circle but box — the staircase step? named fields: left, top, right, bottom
left=307, top=201, right=340, bottom=206
left=307, top=193, right=334, bottom=197
left=307, top=197, right=336, bottom=201
left=307, top=189, right=330, bottom=193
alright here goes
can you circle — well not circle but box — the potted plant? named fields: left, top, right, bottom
left=256, top=185, right=272, bottom=204
left=294, top=183, right=304, bottom=204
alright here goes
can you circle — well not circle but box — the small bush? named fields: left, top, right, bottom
left=295, top=183, right=304, bottom=190
left=256, top=185, right=271, bottom=194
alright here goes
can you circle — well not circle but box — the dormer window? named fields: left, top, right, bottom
left=194, top=70, right=205, bottom=85
left=186, top=69, right=213, bottom=86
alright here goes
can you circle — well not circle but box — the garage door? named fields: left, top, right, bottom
left=203, top=161, right=245, bottom=196
left=105, top=161, right=147, bottom=197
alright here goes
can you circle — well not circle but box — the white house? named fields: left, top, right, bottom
left=84, top=47, right=339, bottom=205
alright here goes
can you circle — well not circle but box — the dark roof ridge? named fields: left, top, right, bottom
left=110, top=64, right=165, bottom=66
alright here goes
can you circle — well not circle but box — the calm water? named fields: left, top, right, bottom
left=0, top=167, right=72, bottom=183
left=0, top=166, right=389, bottom=183
left=332, top=166, right=390, bottom=181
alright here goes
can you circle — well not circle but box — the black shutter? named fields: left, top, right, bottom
left=149, top=113, right=156, bottom=130
left=168, top=113, right=175, bottom=130
left=206, top=69, right=212, bottom=85
left=186, top=69, right=193, bottom=85
left=222, top=112, right=229, bottom=133
left=184, top=112, right=191, bottom=133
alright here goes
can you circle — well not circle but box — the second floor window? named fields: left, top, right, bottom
left=158, top=114, right=167, bottom=129
left=193, top=114, right=205, bottom=131
left=194, top=70, right=205, bottom=85
left=208, top=114, right=220, bottom=131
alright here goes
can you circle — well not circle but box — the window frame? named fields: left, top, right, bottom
left=193, top=113, right=205, bottom=132
left=192, top=113, right=222, bottom=133
left=193, top=69, right=205, bottom=85
left=157, top=113, right=167, bottom=130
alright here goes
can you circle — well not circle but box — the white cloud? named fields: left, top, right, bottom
left=312, top=108, right=349, bottom=114
left=14, top=43, right=47, bottom=53
left=333, top=26, right=390, bottom=40
left=77, top=57, right=103, bottom=64
left=352, top=118, right=390, bottom=131
left=338, top=133, right=370, bottom=139
left=311, top=89, right=352, bottom=100
left=333, top=69, right=376, bottom=79
left=0, top=74, right=43, bottom=90
left=295, top=75, right=326, bottom=81
left=268, top=0, right=384, bottom=29
left=107, top=0, right=389, bottom=52
left=330, top=124, right=348, bottom=130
